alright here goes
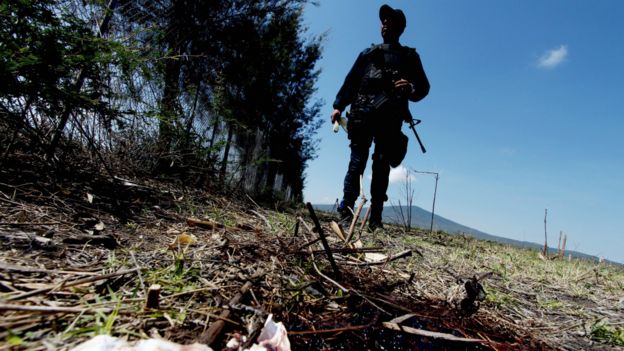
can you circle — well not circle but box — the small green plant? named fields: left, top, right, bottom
left=6, top=331, right=24, bottom=347
left=590, top=320, right=624, bottom=346
left=541, top=299, right=564, bottom=310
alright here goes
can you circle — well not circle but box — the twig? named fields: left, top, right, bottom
left=310, top=247, right=384, bottom=255
left=250, top=210, right=272, bottom=230
left=382, top=322, right=484, bottom=343
left=0, top=262, right=99, bottom=276
left=198, top=281, right=253, bottom=345
left=129, top=251, right=146, bottom=295
left=346, top=197, right=366, bottom=243
left=0, top=222, right=62, bottom=226
left=342, top=249, right=412, bottom=266
left=288, top=324, right=370, bottom=335
left=0, top=303, right=114, bottom=314
left=5, top=267, right=140, bottom=301
left=298, top=218, right=349, bottom=294
left=306, top=203, right=341, bottom=279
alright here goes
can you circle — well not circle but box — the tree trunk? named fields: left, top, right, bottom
left=219, top=123, right=234, bottom=184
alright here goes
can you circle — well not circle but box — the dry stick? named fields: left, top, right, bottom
left=359, top=206, right=372, bottom=234
left=346, top=198, right=366, bottom=243
left=346, top=174, right=367, bottom=243
left=557, top=231, right=563, bottom=257
left=543, top=208, right=548, bottom=257
left=0, top=303, right=113, bottom=314
left=288, top=324, right=370, bottom=335
left=561, top=234, right=567, bottom=259
left=310, top=247, right=384, bottom=255
left=4, top=268, right=140, bottom=301
left=382, top=322, right=484, bottom=343
left=198, top=281, right=253, bottom=346
left=298, top=218, right=349, bottom=293
left=306, top=202, right=341, bottom=279
left=0, top=222, right=62, bottom=226
left=129, top=251, right=146, bottom=295
left=298, top=221, right=387, bottom=314
left=0, top=262, right=99, bottom=276
left=342, top=249, right=412, bottom=266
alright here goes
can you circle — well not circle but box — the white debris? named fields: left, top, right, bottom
left=69, top=335, right=213, bottom=351
left=225, top=314, right=291, bottom=351
left=248, top=314, right=290, bottom=351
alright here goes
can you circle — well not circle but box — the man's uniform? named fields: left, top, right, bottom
left=333, top=41, right=429, bottom=228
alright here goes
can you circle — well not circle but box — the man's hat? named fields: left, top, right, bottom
left=379, top=4, right=406, bottom=29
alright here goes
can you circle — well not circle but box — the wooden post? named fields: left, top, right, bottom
left=145, top=284, right=161, bottom=309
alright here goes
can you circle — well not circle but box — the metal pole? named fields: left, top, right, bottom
left=430, top=173, right=439, bottom=234
left=409, top=169, right=439, bottom=234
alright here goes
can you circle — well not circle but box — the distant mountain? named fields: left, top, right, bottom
left=313, top=204, right=608, bottom=263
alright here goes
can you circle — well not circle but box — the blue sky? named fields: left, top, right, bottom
left=301, top=1, right=624, bottom=263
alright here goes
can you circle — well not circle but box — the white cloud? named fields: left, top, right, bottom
left=389, top=165, right=416, bottom=184
left=538, top=45, right=568, bottom=68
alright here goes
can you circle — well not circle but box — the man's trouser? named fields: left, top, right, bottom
left=342, top=112, right=400, bottom=224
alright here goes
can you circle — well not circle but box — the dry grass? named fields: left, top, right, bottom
left=1, top=174, right=622, bottom=350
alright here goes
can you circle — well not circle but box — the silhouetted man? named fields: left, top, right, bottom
left=331, top=4, right=429, bottom=230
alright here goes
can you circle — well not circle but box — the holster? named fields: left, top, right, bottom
left=386, top=130, right=408, bottom=168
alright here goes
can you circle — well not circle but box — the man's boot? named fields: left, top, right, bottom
left=368, top=202, right=384, bottom=231
left=337, top=199, right=355, bottom=228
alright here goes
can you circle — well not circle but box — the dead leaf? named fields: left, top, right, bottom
left=169, top=233, right=197, bottom=249
left=94, top=221, right=105, bottom=231
left=329, top=221, right=347, bottom=242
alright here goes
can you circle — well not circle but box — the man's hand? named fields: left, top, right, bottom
left=331, top=109, right=342, bottom=123
left=394, top=78, right=414, bottom=97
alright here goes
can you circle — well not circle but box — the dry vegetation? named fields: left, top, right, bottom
left=1, top=162, right=623, bottom=350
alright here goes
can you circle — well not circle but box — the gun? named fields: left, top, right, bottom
left=407, top=118, right=426, bottom=153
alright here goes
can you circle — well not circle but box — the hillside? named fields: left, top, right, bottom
left=1, top=160, right=623, bottom=350
left=314, top=204, right=606, bottom=262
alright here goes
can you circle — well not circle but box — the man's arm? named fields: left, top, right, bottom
left=405, top=50, right=430, bottom=102
left=332, top=51, right=368, bottom=114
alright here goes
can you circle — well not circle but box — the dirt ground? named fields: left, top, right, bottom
left=1, top=158, right=622, bottom=350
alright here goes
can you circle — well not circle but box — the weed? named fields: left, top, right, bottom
left=541, top=299, right=564, bottom=310
left=483, top=286, right=516, bottom=308
left=590, top=320, right=624, bottom=346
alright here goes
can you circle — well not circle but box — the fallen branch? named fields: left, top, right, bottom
left=0, top=262, right=98, bottom=276
left=197, top=270, right=264, bottom=346
left=0, top=303, right=113, bottom=314
left=342, top=249, right=412, bottom=266
left=62, top=234, right=118, bottom=249
left=310, top=247, right=383, bottom=255
left=4, top=267, right=140, bottom=301
left=382, top=322, right=484, bottom=343
left=186, top=217, right=225, bottom=230
left=198, top=281, right=252, bottom=346
left=288, top=324, right=370, bottom=335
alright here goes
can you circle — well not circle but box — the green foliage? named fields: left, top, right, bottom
left=0, top=1, right=126, bottom=120
left=1, top=0, right=323, bottom=202
left=590, top=320, right=624, bottom=346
